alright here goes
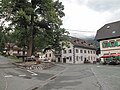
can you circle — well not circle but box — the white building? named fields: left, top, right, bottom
left=4, top=43, right=27, bottom=56
left=61, top=37, right=96, bottom=64
left=44, top=50, right=56, bottom=62
left=95, top=21, right=120, bottom=62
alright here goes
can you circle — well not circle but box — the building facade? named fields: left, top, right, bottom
left=100, top=38, right=120, bottom=55
left=44, top=50, right=56, bottom=62
left=4, top=43, right=27, bottom=56
left=61, top=37, right=96, bottom=64
left=95, top=21, right=120, bottom=62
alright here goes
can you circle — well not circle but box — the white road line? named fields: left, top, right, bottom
left=27, top=70, right=38, bottom=76
left=2, top=73, right=8, bottom=90
left=97, top=66, right=100, bottom=67
left=19, top=74, right=26, bottom=77
left=4, top=75, right=13, bottom=78
left=41, top=67, right=68, bottom=87
left=109, top=75, right=120, bottom=79
left=27, top=67, right=68, bottom=90
left=31, top=73, right=38, bottom=76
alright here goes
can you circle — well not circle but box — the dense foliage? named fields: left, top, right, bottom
left=0, top=0, right=69, bottom=56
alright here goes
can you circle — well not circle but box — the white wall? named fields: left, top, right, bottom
left=100, top=38, right=120, bottom=55
left=74, top=47, right=96, bottom=64
left=62, top=42, right=74, bottom=63
left=45, top=50, right=55, bottom=62
left=61, top=42, right=96, bottom=64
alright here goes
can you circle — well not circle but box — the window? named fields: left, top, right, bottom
left=69, top=49, right=72, bottom=53
left=102, top=41, right=108, bottom=48
left=117, top=40, right=120, bottom=46
left=49, top=53, right=51, bottom=57
left=46, top=54, right=47, bottom=57
left=103, top=40, right=118, bottom=48
left=102, top=42, right=104, bottom=48
left=80, top=50, right=83, bottom=53
left=69, top=56, right=72, bottom=61
left=112, top=31, right=116, bottom=34
left=88, top=56, right=90, bottom=60
left=81, top=56, right=83, bottom=61
left=114, top=41, right=118, bottom=47
left=67, top=57, right=69, bottom=59
left=88, top=50, right=90, bottom=54
left=76, top=56, right=79, bottom=61
left=84, top=50, right=86, bottom=53
left=76, top=49, right=79, bottom=53
left=93, top=51, right=96, bottom=54
left=63, top=50, right=66, bottom=54
left=91, top=56, right=92, bottom=60
left=91, top=51, right=92, bottom=54
left=107, top=26, right=110, bottom=29
left=109, top=40, right=118, bottom=47
left=68, top=43, right=70, bottom=48
left=107, top=42, right=111, bottom=47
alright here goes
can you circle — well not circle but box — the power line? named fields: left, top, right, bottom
left=65, top=29, right=96, bottom=33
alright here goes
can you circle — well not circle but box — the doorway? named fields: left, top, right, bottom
left=58, top=57, right=61, bottom=62
left=63, top=58, right=66, bottom=63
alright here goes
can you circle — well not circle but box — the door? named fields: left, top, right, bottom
left=63, top=58, right=66, bottom=63
left=84, top=58, right=87, bottom=63
left=58, top=57, right=61, bottom=62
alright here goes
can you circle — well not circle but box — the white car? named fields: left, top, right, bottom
left=42, top=59, right=51, bottom=63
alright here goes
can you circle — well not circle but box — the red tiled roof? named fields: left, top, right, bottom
left=70, top=37, right=96, bottom=50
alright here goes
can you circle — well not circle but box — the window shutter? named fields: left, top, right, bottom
left=107, top=42, right=111, bottom=47
left=118, top=56, right=120, bottom=61
left=108, top=57, right=112, bottom=61
left=114, top=41, right=118, bottom=47
left=102, top=42, right=104, bottom=48
left=110, top=57, right=112, bottom=61
left=116, top=41, right=118, bottom=46
left=115, top=56, right=118, bottom=60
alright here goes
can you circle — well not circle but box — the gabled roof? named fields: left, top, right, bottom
left=5, top=43, right=15, bottom=48
left=95, top=21, right=120, bottom=41
left=70, top=37, right=96, bottom=50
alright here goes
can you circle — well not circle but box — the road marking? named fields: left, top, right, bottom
left=97, top=66, right=100, bottom=67
left=2, top=73, right=8, bottom=90
left=4, top=75, right=13, bottom=78
left=27, top=70, right=38, bottom=76
left=41, top=67, right=68, bottom=87
left=27, top=67, right=68, bottom=90
left=19, top=74, right=26, bottom=77
left=31, top=73, right=38, bottom=76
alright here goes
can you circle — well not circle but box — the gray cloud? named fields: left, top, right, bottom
left=60, top=0, right=120, bottom=36
left=107, top=10, right=120, bottom=22
left=86, top=0, right=120, bottom=12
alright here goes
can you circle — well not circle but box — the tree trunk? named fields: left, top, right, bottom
left=27, top=1, right=34, bottom=56
left=27, top=36, right=33, bottom=56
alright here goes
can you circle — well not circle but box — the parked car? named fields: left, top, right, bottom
left=42, top=59, right=51, bottom=63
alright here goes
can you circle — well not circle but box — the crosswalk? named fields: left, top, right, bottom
left=4, top=69, right=38, bottom=78
left=27, top=70, right=38, bottom=76
left=24, top=63, right=55, bottom=70
left=4, top=75, right=13, bottom=78
left=18, top=74, right=26, bottom=77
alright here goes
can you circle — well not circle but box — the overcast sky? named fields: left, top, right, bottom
left=60, top=0, right=120, bottom=37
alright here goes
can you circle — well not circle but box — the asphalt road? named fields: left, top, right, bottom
left=0, top=56, right=120, bottom=90
left=37, top=64, right=120, bottom=90
left=0, top=56, right=55, bottom=90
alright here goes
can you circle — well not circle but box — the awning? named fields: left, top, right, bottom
left=100, top=55, right=111, bottom=58
left=111, top=53, right=120, bottom=56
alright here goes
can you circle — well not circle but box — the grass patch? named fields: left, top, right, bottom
left=8, top=56, right=23, bottom=63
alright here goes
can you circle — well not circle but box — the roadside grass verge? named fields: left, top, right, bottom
left=8, top=56, right=23, bottom=63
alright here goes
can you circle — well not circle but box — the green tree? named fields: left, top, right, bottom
left=0, top=0, right=69, bottom=56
